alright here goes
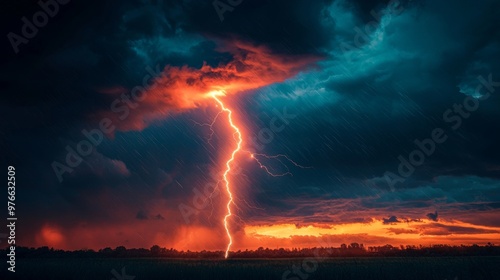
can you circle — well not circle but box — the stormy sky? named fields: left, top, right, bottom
left=1, top=0, right=500, bottom=250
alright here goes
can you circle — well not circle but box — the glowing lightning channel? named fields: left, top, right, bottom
left=210, top=92, right=242, bottom=259
left=206, top=90, right=311, bottom=259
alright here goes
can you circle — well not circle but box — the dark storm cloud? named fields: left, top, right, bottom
left=2, top=0, right=500, bottom=249
left=386, top=228, right=414, bottom=235
left=242, top=173, right=500, bottom=226
left=426, top=211, right=438, bottom=221
left=153, top=214, right=165, bottom=220
left=136, top=210, right=166, bottom=220
left=243, top=0, right=500, bottom=203
left=136, top=210, right=149, bottom=220
left=178, top=0, right=336, bottom=55
left=382, top=216, right=400, bottom=224
left=417, top=223, right=499, bottom=236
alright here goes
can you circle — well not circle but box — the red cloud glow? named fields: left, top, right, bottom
left=98, top=40, right=319, bottom=131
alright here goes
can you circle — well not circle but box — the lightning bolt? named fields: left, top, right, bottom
left=210, top=92, right=242, bottom=259
left=206, top=90, right=310, bottom=259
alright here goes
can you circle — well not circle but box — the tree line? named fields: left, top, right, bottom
left=3, top=243, right=498, bottom=258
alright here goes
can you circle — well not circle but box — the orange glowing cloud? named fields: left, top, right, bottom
left=99, top=40, right=319, bottom=131
left=25, top=214, right=500, bottom=251
left=36, top=225, right=65, bottom=247
left=240, top=218, right=500, bottom=248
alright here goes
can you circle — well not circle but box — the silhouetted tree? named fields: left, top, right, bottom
left=151, top=245, right=161, bottom=256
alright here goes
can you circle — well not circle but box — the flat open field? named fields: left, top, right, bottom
left=3, top=256, right=499, bottom=280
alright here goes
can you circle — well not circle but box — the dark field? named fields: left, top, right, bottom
left=3, top=257, right=500, bottom=280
